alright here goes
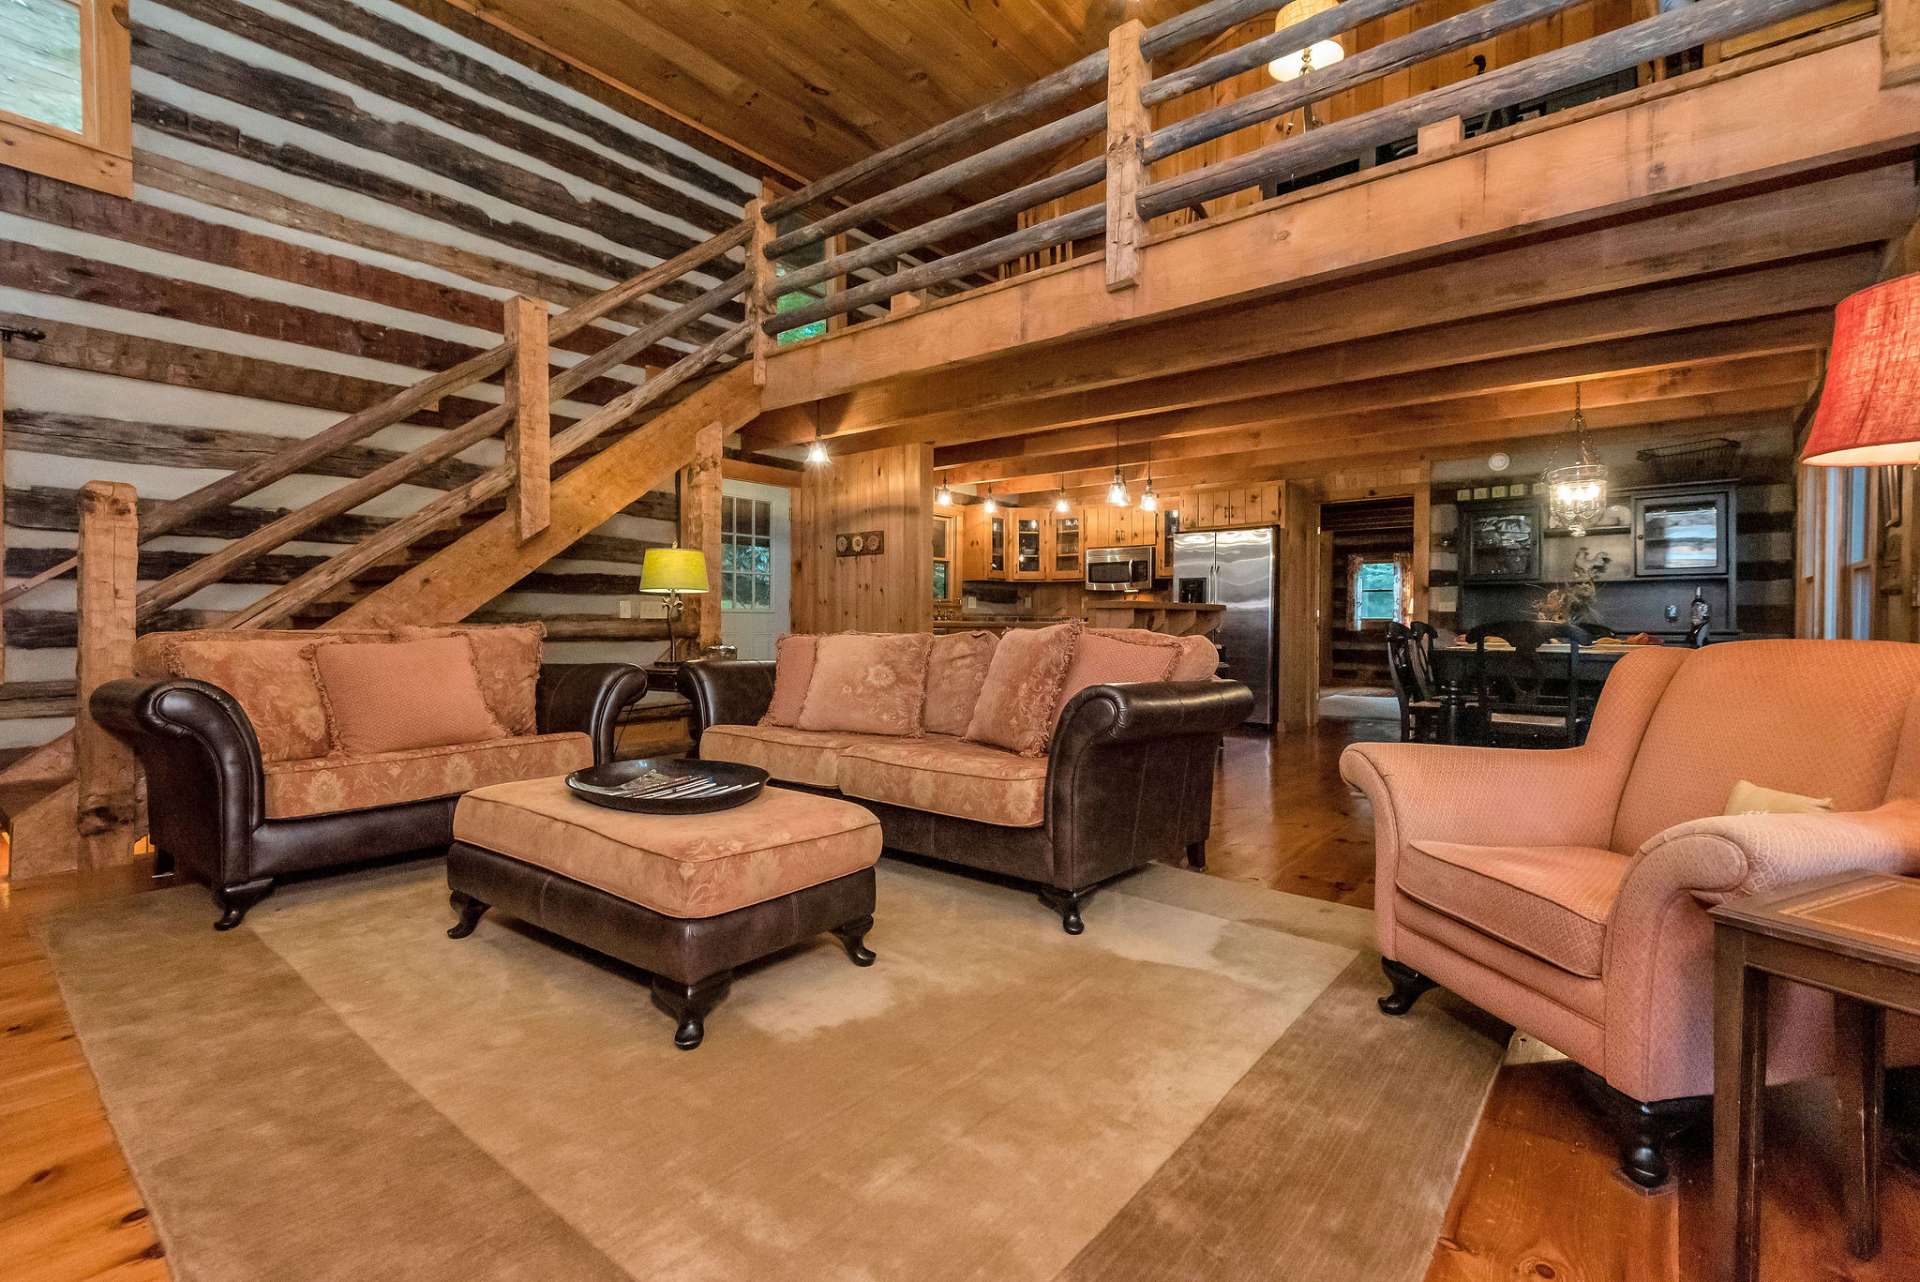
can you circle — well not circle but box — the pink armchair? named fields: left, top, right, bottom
left=1341, top=640, right=1920, bottom=1186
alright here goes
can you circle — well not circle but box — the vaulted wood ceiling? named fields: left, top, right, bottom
left=447, top=0, right=1196, bottom=182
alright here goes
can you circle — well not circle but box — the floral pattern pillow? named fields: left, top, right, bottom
left=794, top=632, right=934, bottom=737
left=923, top=630, right=999, bottom=737
left=964, top=622, right=1082, bottom=756
left=761, top=634, right=819, bottom=728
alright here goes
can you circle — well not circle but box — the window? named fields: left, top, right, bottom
left=0, top=0, right=131, bottom=197
left=1352, top=560, right=1402, bottom=625
left=1799, top=463, right=1881, bottom=639
left=721, top=495, right=773, bottom=611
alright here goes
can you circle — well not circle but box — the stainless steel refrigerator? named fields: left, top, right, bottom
left=1172, top=528, right=1277, bottom=727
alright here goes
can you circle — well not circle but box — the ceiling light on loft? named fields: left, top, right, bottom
left=1268, top=0, right=1346, bottom=82
left=805, top=436, right=830, bottom=466
left=1542, top=384, right=1607, bottom=537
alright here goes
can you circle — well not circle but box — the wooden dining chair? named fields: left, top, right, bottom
left=1463, top=620, right=1599, bottom=748
left=1386, top=622, right=1447, bottom=742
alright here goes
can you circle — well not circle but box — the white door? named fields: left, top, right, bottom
left=719, top=481, right=791, bottom=660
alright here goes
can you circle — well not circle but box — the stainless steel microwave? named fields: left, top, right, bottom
left=1084, top=545, right=1154, bottom=592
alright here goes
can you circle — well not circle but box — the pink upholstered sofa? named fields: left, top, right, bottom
left=1341, top=639, right=1920, bottom=1186
left=94, top=625, right=645, bottom=929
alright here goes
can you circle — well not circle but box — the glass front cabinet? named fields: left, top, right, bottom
left=1633, top=488, right=1731, bottom=577
left=1050, top=513, right=1082, bottom=580
left=1461, top=498, right=1542, bottom=583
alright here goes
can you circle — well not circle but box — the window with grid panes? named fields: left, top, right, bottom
left=721, top=495, right=774, bottom=611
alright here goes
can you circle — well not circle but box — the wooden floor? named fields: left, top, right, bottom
left=1, top=720, right=1915, bottom=1281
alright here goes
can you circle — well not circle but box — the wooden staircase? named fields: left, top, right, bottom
left=0, top=217, right=763, bottom=878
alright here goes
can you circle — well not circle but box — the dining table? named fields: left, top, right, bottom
left=1426, top=640, right=1653, bottom=744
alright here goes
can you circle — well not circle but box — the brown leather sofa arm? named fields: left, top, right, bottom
left=1045, top=680, right=1253, bottom=899
left=678, top=659, right=774, bottom=744
left=536, top=662, right=649, bottom=764
left=91, top=676, right=267, bottom=897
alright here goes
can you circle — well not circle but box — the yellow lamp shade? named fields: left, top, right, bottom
left=639, top=547, right=709, bottom=594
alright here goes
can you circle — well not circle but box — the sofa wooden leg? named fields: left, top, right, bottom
left=447, top=893, right=490, bottom=940
left=213, top=879, right=274, bottom=931
left=1040, top=886, right=1094, bottom=936
left=831, top=914, right=876, bottom=966
left=1575, top=1068, right=1707, bottom=1190
left=1378, top=957, right=1436, bottom=1015
left=1186, top=841, right=1207, bottom=870
left=651, top=972, right=732, bottom=1051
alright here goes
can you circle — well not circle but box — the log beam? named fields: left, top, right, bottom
left=74, top=481, right=139, bottom=872
left=504, top=296, right=551, bottom=541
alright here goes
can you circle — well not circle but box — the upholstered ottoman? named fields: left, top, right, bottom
left=446, top=777, right=882, bottom=1048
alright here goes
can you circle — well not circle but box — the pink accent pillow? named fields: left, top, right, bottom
left=314, top=636, right=508, bottom=755
left=924, top=630, right=999, bottom=736
left=964, top=622, right=1082, bottom=756
left=1055, top=629, right=1182, bottom=721
left=794, top=632, right=934, bottom=737
left=397, top=623, right=545, bottom=735
left=1169, top=634, right=1221, bottom=681
left=761, top=634, right=818, bottom=727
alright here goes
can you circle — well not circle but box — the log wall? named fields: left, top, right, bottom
left=0, top=0, right=765, bottom=750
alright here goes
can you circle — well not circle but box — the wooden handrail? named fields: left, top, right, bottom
left=136, top=266, right=750, bottom=621
left=227, top=321, right=753, bottom=629
left=2, top=219, right=750, bottom=610
left=1144, top=0, right=1592, bottom=164
left=1139, top=0, right=1845, bottom=218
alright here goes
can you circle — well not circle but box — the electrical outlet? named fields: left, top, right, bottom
left=618, top=599, right=634, bottom=619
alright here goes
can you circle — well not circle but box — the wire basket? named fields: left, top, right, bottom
left=1636, top=436, right=1740, bottom=485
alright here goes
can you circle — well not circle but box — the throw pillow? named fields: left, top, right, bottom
left=924, top=630, right=999, bottom=736
left=761, top=634, right=819, bottom=727
left=794, top=632, right=934, bottom=737
left=965, top=621, right=1082, bottom=756
left=1724, top=779, right=1834, bottom=816
left=314, top=635, right=509, bottom=755
left=1168, top=634, right=1222, bottom=681
left=1055, top=629, right=1182, bottom=721
left=398, top=623, right=544, bottom=735
left=160, top=633, right=338, bottom=764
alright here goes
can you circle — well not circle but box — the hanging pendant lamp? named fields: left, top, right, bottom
left=1542, top=384, right=1607, bottom=536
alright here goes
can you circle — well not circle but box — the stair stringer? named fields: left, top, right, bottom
left=331, top=366, right=762, bottom=629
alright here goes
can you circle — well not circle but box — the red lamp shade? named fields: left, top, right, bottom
left=1800, top=273, right=1920, bottom=467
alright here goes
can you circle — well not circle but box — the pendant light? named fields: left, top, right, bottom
left=1106, top=427, right=1130, bottom=507
left=805, top=433, right=829, bottom=466
left=1138, top=442, right=1159, bottom=512
left=935, top=480, right=952, bottom=506
left=1542, top=384, right=1607, bottom=536
left=983, top=485, right=998, bottom=515
left=1267, top=0, right=1346, bottom=83
left=1054, top=492, right=1070, bottom=514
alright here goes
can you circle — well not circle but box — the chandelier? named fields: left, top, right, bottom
left=1542, top=384, right=1607, bottom=536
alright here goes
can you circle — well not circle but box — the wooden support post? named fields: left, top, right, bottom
left=1105, top=19, right=1152, bottom=292
left=825, top=233, right=850, bottom=333
left=503, top=295, right=551, bottom=541
left=890, top=292, right=925, bottom=316
left=1417, top=114, right=1464, bottom=154
left=749, top=181, right=781, bottom=384
left=1888, top=0, right=1920, bottom=87
left=74, top=480, right=139, bottom=871
left=680, top=420, right=725, bottom=652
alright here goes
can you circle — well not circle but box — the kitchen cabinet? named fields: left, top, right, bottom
left=1460, top=497, right=1543, bottom=583
left=1634, top=486, right=1732, bottom=577
left=1048, top=510, right=1083, bottom=580
left=960, top=503, right=1005, bottom=581
left=932, top=513, right=960, bottom=602
left=1012, top=514, right=1045, bottom=580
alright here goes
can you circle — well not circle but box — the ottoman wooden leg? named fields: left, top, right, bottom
left=652, top=971, right=732, bottom=1050
left=831, top=915, right=876, bottom=967
left=447, top=892, right=490, bottom=940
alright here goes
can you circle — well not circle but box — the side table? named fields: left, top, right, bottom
left=1710, top=872, right=1920, bottom=1282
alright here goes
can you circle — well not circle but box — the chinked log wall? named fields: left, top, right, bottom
left=0, top=0, right=767, bottom=752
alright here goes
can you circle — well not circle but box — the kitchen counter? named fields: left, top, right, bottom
left=1084, top=601, right=1224, bottom=637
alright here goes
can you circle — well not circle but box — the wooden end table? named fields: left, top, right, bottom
left=1710, top=872, right=1920, bottom=1282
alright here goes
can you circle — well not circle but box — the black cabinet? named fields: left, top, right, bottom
left=1461, top=497, right=1543, bottom=583
left=1634, top=487, right=1732, bottom=578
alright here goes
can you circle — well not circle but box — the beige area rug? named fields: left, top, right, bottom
left=41, top=859, right=1507, bottom=1282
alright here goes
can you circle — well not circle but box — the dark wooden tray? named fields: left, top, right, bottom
left=565, top=757, right=768, bottom=814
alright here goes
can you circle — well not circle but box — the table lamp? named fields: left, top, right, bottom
left=1800, top=273, right=1920, bottom=466
left=639, top=546, right=708, bottom=662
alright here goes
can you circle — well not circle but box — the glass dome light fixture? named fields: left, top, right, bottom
left=1267, top=0, right=1346, bottom=83
left=1054, top=492, right=1070, bottom=514
left=935, top=480, right=952, bottom=506
left=1107, top=427, right=1131, bottom=507
left=1541, top=383, right=1608, bottom=537
left=1138, top=442, right=1159, bottom=512
left=804, top=433, right=829, bottom=466
left=983, top=486, right=998, bottom=516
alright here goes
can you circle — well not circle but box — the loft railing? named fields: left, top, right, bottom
left=754, top=0, right=1856, bottom=343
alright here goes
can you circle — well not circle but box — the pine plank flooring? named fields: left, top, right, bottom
left=1, top=720, right=1914, bottom=1280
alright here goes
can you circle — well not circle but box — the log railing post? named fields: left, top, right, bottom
left=680, top=419, right=724, bottom=652
left=749, top=182, right=781, bottom=383
left=1105, top=18, right=1152, bottom=291
left=825, top=232, right=850, bottom=333
left=503, top=295, right=551, bottom=542
left=75, top=480, right=140, bottom=870
left=1887, top=0, right=1919, bottom=87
